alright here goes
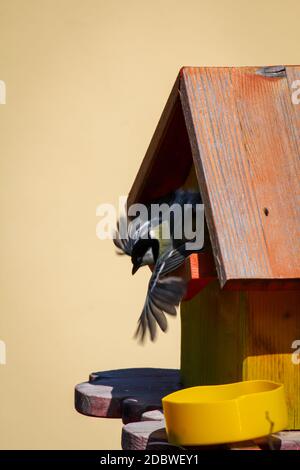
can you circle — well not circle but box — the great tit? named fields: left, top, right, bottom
left=114, top=190, right=203, bottom=341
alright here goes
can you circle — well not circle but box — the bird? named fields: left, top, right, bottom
left=113, top=189, right=203, bottom=342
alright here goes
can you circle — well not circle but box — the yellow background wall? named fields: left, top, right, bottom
left=0, top=0, right=299, bottom=449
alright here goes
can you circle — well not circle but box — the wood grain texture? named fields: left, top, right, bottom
left=75, top=368, right=181, bottom=423
left=181, top=281, right=247, bottom=387
left=180, top=66, right=300, bottom=287
left=141, top=409, right=165, bottom=422
left=121, top=421, right=167, bottom=450
left=244, top=289, right=300, bottom=429
left=127, top=66, right=299, bottom=288
left=181, top=283, right=300, bottom=429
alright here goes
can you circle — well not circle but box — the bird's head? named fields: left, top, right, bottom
left=131, top=238, right=159, bottom=275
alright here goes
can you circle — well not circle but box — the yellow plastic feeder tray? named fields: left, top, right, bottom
left=162, top=380, right=288, bottom=446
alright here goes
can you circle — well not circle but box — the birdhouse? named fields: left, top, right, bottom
left=127, top=66, right=300, bottom=430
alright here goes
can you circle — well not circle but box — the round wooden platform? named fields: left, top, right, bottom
left=75, top=368, right=181, bottom=423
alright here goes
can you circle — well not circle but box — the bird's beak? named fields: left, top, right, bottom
left=132, top=264, right=140, bottom=275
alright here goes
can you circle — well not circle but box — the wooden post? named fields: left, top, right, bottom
left=181, top=281, right=300, bottom=429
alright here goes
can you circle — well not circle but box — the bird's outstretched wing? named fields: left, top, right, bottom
left=134, top=245, right=189, bottom=342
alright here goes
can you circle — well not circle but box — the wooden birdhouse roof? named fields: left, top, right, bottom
left=128, top=66, right=300, bottom=289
